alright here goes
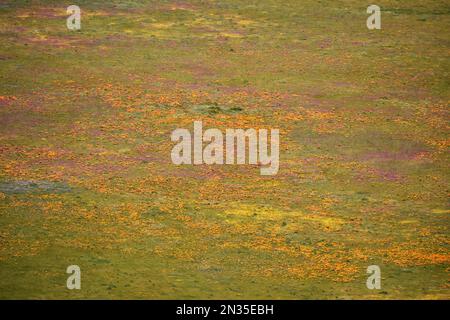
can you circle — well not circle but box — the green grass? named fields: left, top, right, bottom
left=0, top=0, right=448, bottom=299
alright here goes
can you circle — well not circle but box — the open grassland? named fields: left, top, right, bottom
left=0, top=0, right=449, bottom=299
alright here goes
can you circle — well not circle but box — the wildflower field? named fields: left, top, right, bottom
left=0, top=0, right=448, bottom=299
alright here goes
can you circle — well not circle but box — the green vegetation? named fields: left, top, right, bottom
left=0, top=0, right=448, bottom=299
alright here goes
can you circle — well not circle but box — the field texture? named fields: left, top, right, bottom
left=0, top=0, right=449, bottom=299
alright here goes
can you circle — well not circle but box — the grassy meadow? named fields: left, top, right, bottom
left=0, top=0, right=449, bottom=299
